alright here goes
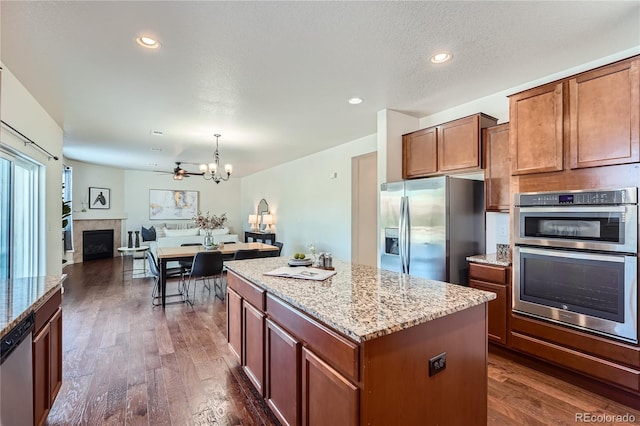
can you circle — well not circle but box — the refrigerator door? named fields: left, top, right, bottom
left=405, top=177, right=447, bottom=281
left=380, top=182, right=405, bottom=272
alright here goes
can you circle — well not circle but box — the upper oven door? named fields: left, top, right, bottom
left=514, top=205, right=637, bottom=253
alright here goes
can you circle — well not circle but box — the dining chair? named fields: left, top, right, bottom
left=233, top=249, right=260, bottom=260
left=185, top=251, right=224, bottom=305
left=179, top=242, right=201, bottom=284
left=273, top=241, right=283, bottom=256
left=147, top=251, right=186, bottom=306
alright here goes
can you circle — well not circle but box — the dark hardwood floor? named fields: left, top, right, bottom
left=50, top=258, right=640, bottom=425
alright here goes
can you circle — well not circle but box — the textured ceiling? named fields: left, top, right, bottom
left=1, top=1, right=639, bottom=177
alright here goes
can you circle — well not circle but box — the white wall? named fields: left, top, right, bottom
left=241, top=134, right=377, bottom=261
left=122, top=170, right=242, bottom=241
left=1, top=66, right=64, bottom=275
left=66, top=160, right=242, bottom=246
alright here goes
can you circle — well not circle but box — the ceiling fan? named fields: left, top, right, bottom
left=156, top=162, right=203, bottom=180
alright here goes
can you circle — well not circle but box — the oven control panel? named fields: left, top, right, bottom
left=516, top=188, right=637, bottom=206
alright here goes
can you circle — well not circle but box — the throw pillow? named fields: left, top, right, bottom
left=141, top=225, right=156, bottom=241
left=163, top=227, right=200, bottom=237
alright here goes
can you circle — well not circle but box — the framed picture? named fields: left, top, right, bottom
left=88, top=187, right=110, bottom=209
left=149, top=189, right=199, bottom=220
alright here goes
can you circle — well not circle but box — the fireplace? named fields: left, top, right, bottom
left=83, top=229, right=114, bottom=261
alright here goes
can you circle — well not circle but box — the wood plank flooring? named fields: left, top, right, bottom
left=49, top=258, right=640, bottom=425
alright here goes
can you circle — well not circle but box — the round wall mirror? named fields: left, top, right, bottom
left=256, top=198, right=269, bottom=231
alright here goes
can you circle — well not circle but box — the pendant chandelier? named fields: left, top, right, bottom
left=199, top=134, right=232, bottom=183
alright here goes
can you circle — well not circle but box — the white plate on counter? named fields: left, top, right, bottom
left=288, top=258, right=312, bottom=266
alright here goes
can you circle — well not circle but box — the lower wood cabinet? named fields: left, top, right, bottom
left=227, top=288, right=242, bottom=361
left=33, top=290, right=63, bottom=426
left=302, top=347, right=358, bottom=426
left=468, top=262, right=510, bottom=346
left=265, top=318, right=300, bottom=426
left=242, top=300, right=265, bottom=395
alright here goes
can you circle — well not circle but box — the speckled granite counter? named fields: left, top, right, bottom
left=466, top=253, right=511, bottom=267
left=1, top=275, right=65, bottom=338
left=224, top=258, right=496, bottom=343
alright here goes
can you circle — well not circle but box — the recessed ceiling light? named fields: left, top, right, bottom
left=148, top=162, right=158, bottom=167
left=136, top=35, right=160, bottom=49
left=430, top=52, right=452, bottom=64
left=150, top=130, right=164, bottom=136
left=150, top=147, right=162, bottom=152
left=348, top=97, right=363, bottom=105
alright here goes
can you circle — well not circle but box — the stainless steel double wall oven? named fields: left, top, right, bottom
left=514, top=188, right=638, bottom=344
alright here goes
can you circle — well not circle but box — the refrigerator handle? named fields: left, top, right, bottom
left=404, top=196, right=411, bottom=273
left=398, top=196, right=405, bottom=271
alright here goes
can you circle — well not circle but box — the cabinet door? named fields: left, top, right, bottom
left=33, top=323, right=51, bottom=426
left=49, top=308, right=63, bottom=404
left=484, top=123, right=511, bottom=212
left=469, top=279, right=508, bottom=345
left=227, top=288, right=242, bottom=361
left=265, top=318, right=300, bottom=426
left=438, top=114, right=481, bottom=172
left=569, top=58, right=639, bottom=169
left=242, top=301, right=265, bottom=395
left=302, top=348, right=358, bottom=426
left=510, top=82, right=564, bottom=175
left=402, top=127, right=437, bottom=178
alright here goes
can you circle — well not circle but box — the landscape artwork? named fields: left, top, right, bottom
left=149, top=189, right=198, bottom=220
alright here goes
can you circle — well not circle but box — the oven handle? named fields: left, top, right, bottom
left=515, top=205, right=634, bottom=214
left=516, top=246, right=631, bottom=263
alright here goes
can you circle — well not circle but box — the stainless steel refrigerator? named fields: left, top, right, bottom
left=380, top=176, right=485, bottom=285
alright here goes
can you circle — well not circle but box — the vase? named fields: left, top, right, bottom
left=203, top=231, right=214, bottom=249
left=127, top=231, right=133, bottom=248
left=135, top=231, right=140, bottom=248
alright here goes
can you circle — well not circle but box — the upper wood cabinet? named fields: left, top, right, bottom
left=403, top=127, right=437, bottom=178
left=569, top=58, right=639, bottom=169
left=402, top=113, right=497, bottom=179
left=509, top=82, right=564, bottom=175
left=484, top=123, right=511, bottom=212
left=510, top=55, right=639, bottom=175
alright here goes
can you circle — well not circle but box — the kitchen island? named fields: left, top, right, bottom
left=224, top=258, right=496, bottom=426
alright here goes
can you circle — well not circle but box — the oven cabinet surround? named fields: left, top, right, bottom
left=467, top=258, right=511, bottom=346
left=509, top=55, right=639, bottom=175
left=225, top=258, right=495, bottom=426
left=33, top=288, right=63, bottom=426
left=402, top=113, right=498, bottom=179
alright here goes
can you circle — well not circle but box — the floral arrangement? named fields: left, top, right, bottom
left=192, top=211, right=228, bottom=230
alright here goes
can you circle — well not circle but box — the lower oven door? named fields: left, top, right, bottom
left=513, top=246, right=638, bottom=344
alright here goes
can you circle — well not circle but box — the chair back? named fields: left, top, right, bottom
left=274, top=242, right=283, bottom=256
left=234, top=249, right=260, bottom=260
left=190, top=251, right=224, bottom=278
left=146, top=251, right=160, bottom=278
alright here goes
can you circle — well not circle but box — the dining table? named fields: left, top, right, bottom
left=155, top=242, right=279, bottom=308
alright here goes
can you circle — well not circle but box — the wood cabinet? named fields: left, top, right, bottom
left=33, top=290, right=63, bottom=426
left=403, top=127, right=438, bottom=178
left=569, top=58, right=639, bottom=169
left=468, top=262, right=510, bottom=345
left=302, top=348, right=358, bottom=426
left=227, top=288, right=242, bottom=361
left=243, top=300, right=265, bottom=395
left=510, top=55, right=639, bottom=175
left=402, top=113, right=497, bottom=179
left=484, top=123, right=511, bottom=211
left=265, top=318, right=300, bottom=426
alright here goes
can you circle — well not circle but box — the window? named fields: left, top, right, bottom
left=0, top=145, right=44, bottom=279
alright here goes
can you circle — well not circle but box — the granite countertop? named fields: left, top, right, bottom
left=224, top=258, right=496, bottom=343
left=466, top=253, right=512, bottom=267
left=1, top=275, right=66, bottom=338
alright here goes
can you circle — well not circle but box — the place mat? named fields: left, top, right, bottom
left=264, top=266, right=336, bottom=281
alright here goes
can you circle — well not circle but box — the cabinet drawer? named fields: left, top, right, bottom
left=228, top=272, right=265, bottom=311
left=469, top=263, right=508, bottom=284
left=34, top=289, right=62, bottom=334
left=266, top=294, right=359, bottom=382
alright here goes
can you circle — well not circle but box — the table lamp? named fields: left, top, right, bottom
left=248, top=214, right=258, bottom=231
left=262, top=214, right=274, bottom=232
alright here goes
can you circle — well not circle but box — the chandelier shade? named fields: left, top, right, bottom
left=200, top=134, right=232, bottom=183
